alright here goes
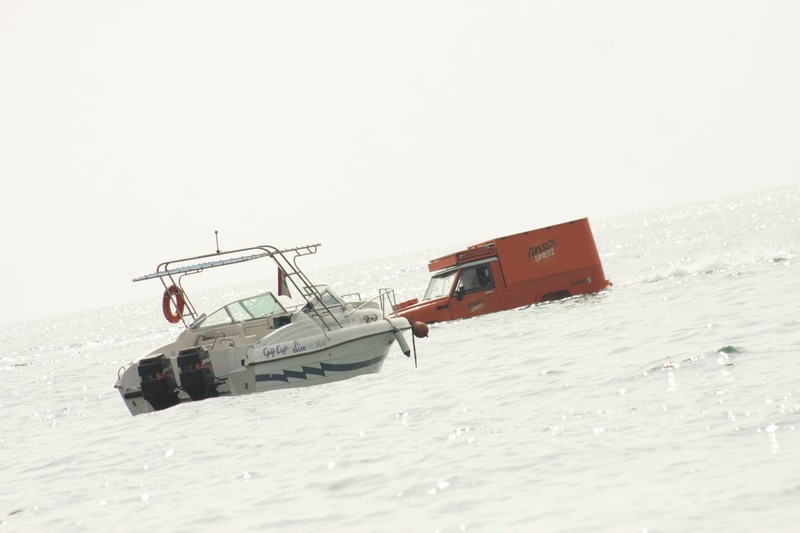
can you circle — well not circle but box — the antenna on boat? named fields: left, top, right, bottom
left=215, top=230, right=220, bottom=253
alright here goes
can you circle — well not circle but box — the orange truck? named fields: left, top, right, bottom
left=393, top=218, right=611, bottom=324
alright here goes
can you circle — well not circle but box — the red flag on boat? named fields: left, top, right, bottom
left=278, top=268, right=291, bottom=298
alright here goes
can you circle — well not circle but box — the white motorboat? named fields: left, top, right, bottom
left=115, top=242, right=428, bottom=416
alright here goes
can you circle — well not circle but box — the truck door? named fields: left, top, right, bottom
left=448, top=261, right=505, bottom=319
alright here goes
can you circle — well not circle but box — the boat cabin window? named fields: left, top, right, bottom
left=193, top=292, right=287, bottom=330
left=303, top=285, right=346, bottom=310
left=240, top=293, right=286, bottom=318
left=198, top=306, right=236, bottom=328
left=423, top=271, right=458, bottom=301
left=228, top=303, right=252, bottom=323
left=454, top=264, right=495, bottom=295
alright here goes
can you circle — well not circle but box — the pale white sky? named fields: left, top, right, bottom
left=1, top=1, right=798, bottom=326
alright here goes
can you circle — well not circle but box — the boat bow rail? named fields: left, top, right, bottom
left=342, top=288, right=403, bottom=318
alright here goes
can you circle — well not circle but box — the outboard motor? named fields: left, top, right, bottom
left=137, top=354, right=180, bottom=411
left=177, top=346, right=218, bottom=401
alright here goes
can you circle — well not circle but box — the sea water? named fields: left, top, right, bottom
left=1, top=186, right=798, bottom=532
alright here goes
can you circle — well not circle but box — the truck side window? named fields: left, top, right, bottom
left=476, top=265, right=494, bottom=288
left=457, top=265, right=494, bottom=295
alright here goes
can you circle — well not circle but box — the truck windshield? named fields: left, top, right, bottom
left=423, top=271, right=457, bottom=301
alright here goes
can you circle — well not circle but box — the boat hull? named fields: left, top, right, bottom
left=116, top=317, right=409, bottom=416
left=249, top=327, right=394, bottom=392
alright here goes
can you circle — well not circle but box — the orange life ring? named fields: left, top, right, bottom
left=162, top=285, right=185, bottom=324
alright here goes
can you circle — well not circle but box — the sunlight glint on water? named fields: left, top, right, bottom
left=1, top=186, right=798, bottom=532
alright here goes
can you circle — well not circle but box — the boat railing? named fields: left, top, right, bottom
left=132, top=243, right=409, bottom=333
left=134, top=243, right=338, bottom=328
left=339, top=291, right=363, bottom=302
left=268, top=246, right=345, bottom=332
left=379, top=288, right=400, bottom=315
left=345, top=288, right=400, bottom=317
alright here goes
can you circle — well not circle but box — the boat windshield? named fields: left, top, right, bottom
left=304, top=285, right=346, bottom=309
left=423, top=271, right=458, bottom=301
left=194, top=292, right=287, bottom=329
